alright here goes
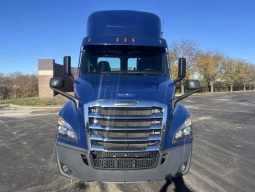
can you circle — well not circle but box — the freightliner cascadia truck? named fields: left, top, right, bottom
left=49, top=10, right=200, bottom=182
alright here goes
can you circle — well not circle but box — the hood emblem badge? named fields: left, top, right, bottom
left=117, top=93, right=135, bottom=98
left=115, top=100, right=138, bottom=106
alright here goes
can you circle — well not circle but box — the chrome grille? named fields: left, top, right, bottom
left=91, top=151, right=159, bottom=169
left=93, top=151, right=158, bottom=158
left=87, top=104, right=164, bottom=169
left=88, top=106, right=163, bottom=151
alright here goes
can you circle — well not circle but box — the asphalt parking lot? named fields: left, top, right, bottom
left=0, top=92, right=255, bottom=192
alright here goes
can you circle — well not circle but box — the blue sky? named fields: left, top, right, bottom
left=0, top=0, right=254, bottom=74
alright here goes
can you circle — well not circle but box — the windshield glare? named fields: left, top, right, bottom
left=79, top=45, right=169, bottom=76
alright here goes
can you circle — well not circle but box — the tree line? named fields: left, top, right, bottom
left=169, top=40, right=255, bottom=93
left=0, top=72, right=38, bottom=99
left=0, top=41, right=254, bottom=100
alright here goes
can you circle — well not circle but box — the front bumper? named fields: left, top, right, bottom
left=56, top=142, right=192, bottom=182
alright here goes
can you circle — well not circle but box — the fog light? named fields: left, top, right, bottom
left=81, top=154, right=88, bottom=165
left=60, top=163, right=72, bottom=175
left=179, top=164, right=186, bottom=172
left=62, top=165, right=69, bottom=172
left=161, top=153, right=168, bottom=164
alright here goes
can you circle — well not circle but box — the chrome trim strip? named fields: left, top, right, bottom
left=91, top=144, right=160, bottom=152
left=87, top=100, right=166, bottom=108
left=89, top=124, right=162, bottom=131
left=90, top=134, right=160, bottom=142
left=84, top=102, right=92, bottom=151
left=114, top=100, right=138, bottom=106
left=88, top=113, right=162, bottom=120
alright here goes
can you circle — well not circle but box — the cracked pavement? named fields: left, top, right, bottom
left=0, top=92, right=255, bottom=192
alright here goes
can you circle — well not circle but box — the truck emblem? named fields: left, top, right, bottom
left=117, top=93, right=135, bottom=98
left=114, top=100, right=138, bottom=106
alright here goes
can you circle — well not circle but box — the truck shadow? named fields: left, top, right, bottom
left=70, top=181, right=89, bottom=190
left=159, top=176, right=193, bottom=192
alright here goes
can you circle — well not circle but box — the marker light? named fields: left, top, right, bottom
left=57, top=117, right=77, bottom=141
left=173, top=118, right=192, bottom=143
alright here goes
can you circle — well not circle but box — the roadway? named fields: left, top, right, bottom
left=0, top=92, right=254, bottom=192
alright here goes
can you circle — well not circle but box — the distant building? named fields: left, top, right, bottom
left=38, top=59, right=77, bottom=98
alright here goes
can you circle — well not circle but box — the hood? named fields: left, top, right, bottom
left=75, top=74, right=175, bottom=106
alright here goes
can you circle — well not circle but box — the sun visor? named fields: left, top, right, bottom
left=83, top=10, right=167, bottom=48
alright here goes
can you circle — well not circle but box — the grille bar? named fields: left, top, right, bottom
left=91, top=144, right=160, bottom=152
left=89, top=107, right=162, bottom=116
left=89, top=119, right=160, bottom=128
left=92, top=141, right=159, bottom=151
left=89, top=124, right=162, bottom=131
left=89, top=113, right=162, bottom=120
left=91, top=134, right=160, bottom=142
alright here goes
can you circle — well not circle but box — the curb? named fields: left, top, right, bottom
left=176, top=90, right=255, bottom=97
left=0, top=104, right=62, bottom=109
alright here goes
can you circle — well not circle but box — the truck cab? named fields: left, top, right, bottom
left=50, top=10, right=200, bottom=182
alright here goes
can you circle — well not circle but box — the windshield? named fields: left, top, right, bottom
left=79, top=45, right=169, bottom=76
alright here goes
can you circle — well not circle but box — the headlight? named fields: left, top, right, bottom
left=57, top=117, right=77, bottom=141
left=173, top=118, right=192, bottom=143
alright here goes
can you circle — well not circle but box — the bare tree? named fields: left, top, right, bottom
left=0, top=72, right=38, bottom=99
left=0, top=74, right=13, bottom=99
left=169, top=39, right=200, bottom=93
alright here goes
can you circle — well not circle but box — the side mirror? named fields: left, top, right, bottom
left=178, top=58, right=186, bottom=78
left=49, top=76, right=79, bottom=107
left=64, top=56, right=71, bottom=76
left=49, top=77, right=64, bottom=89
left=186, top=80, right=200, bottom=90
left=173, top=79, right=200, bottom=107
left=174, top=58, right=186, bottom=83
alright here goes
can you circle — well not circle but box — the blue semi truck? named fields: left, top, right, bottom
left=49, top=10, right=200, bottom=182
